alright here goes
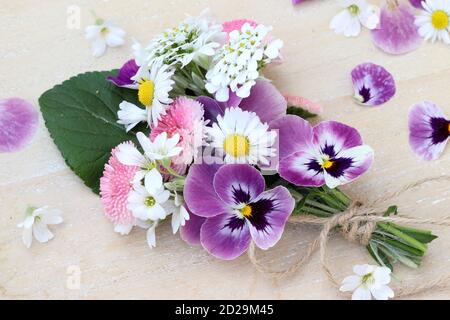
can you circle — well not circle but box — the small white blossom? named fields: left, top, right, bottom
left=205, top=23, right=283, bottom=102
left=85, top=19, right=125, bottom=57
left=165, top=192, right=190, bottom=234
left=127, top=172, right=170, bottom=221
left=17, top=206, right=63, bottom=248
left=340, top=264, right=394, bottom=300
left=330, top=0, right=380, bottom=37
left=145, top=10, right=226, bottom=68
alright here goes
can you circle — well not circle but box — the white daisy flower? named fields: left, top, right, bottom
left=416, top=0, right=450, bottom=44
left=117, top=101, right=147, bottom=132
left=17, top=206, right=63, bottom=248
left=330, top=0, right=380, bottom=37
left=127, top=172, right=170, bottom=221
left=205, top=23, right=283, bottom=102
left=118, top=62, right=175, bottom=128
left=340, top=264, right=395, bottom=300
left=142, top=131, right=183, bottom=161
left=85, top=19, right=125, bottom=57
left=206, top=107, right=277, bottom=165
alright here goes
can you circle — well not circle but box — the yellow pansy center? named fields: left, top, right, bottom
left=431, top=10, right=449, bottom=30
left=223, top=134, right=250, bottom=157
left=321, top=158, right=334, bottom=169
left=138, top=80, right=155, bottom=107
left=448, top=123, right=450, bottom=134
left=240, top=204, right=253, bottom=219
left=144, top=196, right=156, bottom=207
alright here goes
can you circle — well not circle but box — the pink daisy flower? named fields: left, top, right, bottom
left=100, top=141, right=139, bottom=234
left=151, top=97, right=206, bottom=173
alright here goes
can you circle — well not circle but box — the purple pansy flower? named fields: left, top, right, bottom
left=292, top=0, right=306, bottom=4
left=107, top=59, right=139, bottom=88
left=198, top=79, right=287, bottom=124
left=0, top=98, right=39, bottom=153
left=351, top=63, right=396, bottom=107
left=183, top=163, right=295, bottom=260
left=409, top=101, right=450, bottom=161
left=270, top=116, right=374, bottom=189
left=371, top=2, right=422, bottom=55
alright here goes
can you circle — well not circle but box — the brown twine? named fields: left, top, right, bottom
left=248, top=175, right=450, bottom=298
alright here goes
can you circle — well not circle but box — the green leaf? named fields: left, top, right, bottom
left=287, top=106, right=317, bottom=119
left=39, top=70, right=141, bottom=194
left=383, top=205, right=398, bottom=217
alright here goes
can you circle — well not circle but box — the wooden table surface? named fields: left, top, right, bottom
left=1, top=0, right=450, bottom=300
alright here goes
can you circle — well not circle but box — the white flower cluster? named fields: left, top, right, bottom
left=116, top=132, right=190, bottom=247
left=205, top=23, right=283, bottom=102
left=145, top=13, right=226, bottom=68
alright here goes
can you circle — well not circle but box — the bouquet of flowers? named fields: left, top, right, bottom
left=39, top=11, right=440, bottom=283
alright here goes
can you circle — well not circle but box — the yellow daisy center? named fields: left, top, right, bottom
left=240, top=204, right=253, bottom=219
left=138, top=80, right=155, bottom=107
left=223, top=134, right=250, bottom=157
left=144, top=196, right=156, bottom=207
left=431, top=10, right=449, bottom=30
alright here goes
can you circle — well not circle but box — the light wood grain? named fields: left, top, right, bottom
left=1, top=0, right=450, bottom=300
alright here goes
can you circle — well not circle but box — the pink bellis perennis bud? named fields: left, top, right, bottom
left=371, top=0, right=422, bottom=55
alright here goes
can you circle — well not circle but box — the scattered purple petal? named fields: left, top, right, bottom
left=351, top=63, right=396, bottom=107
left=409, top=101, right=449, bottom=161
left=0, top=98, right=39, bottom=153
left=107, top=59, right=139, bottom=88
left=371, top=2, right=422, bottom=55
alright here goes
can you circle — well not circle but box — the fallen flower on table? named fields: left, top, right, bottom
left=0, top=98, right=39, bottom=153
left=340, top=264, right=394, bottom=300
left=351, top=62, right=396, bottom=107
left=415, top=0, right=450, bottom=44
left=409, top=101, right=450, bottom=161
left=371, top=0, right=422, bottom=55
left=330, top=0, right=380, bottom=37
left=17, top=206, right=63, bottom=248
left=85, top=18, right=125, bottom=57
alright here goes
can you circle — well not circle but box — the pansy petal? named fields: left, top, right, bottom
left=180, top=212, right=206, bottom=246
left=313, top=121, right=363, bottom=155
left=107, top=59, right=139, bottom=88
left=246, top=186, right=294, bottom=250
left=213, top=164, right=265, bottom=206
left=408, top=101, right=449, bottom=161
left=269, top=115, right=314, bottom=160
left=371, top=3, right=422, bottom=55
left=200, top=214, right=251, bottom=260
left=409, top=0, right=424, bottom=9
left=323, top=145, right=374, bottom=189
left=0, top=98, right=39, bottom=153
left=238, top=80, right=287, bottom=124
left=184, top=162, right=229, bottom=218
left=279, top=151, right=325, bottom=187
left=197, top=96, right=224, bottom=124
left=351, top=63, right=396, bottom=106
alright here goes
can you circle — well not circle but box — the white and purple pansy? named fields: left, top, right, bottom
left=271, top=115, right=374, bottom=189
left=409, top=101, right=450, bottom=161
left=351, top=63, right=396, bottom=107
left=107, top=59, right=139, bottom=88
left=182, top=162, right=295, bottom=260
